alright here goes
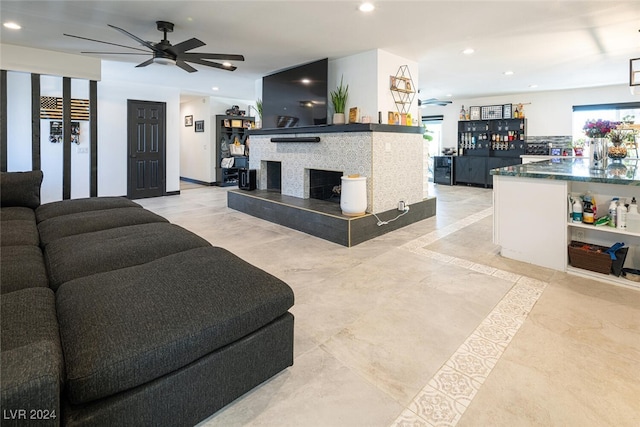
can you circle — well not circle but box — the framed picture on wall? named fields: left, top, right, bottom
left=469, top=106, right=481, bottom=121
left=502, top=104, right=512, bottom=119
left=195, top=120, right=204, bottom=132
left=185, top=115, right=193, bottom=127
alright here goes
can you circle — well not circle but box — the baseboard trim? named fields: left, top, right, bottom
left=180, top=177, right=216, bottom=186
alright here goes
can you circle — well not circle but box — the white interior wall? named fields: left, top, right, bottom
left=6, top=72, right=91, bottom=203
left=0, top=44, right=100, bottom=81
left=377, top=50, right=419, bottom=124
left=6, top=72, right=32, bottom=172
left=180, top=97, right=212, bottom=183
left=179, top=96, right=254, bottom=183
left=422, top=84, right=639, bottom=150
left=327, top=50, right=418, bottom=124
left=97, top=78, right=181, bottom=197
left=329, top=51, right=378, bottom=122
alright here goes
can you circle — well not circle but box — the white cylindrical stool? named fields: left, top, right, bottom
left=340, top=175, right=367, bottom=217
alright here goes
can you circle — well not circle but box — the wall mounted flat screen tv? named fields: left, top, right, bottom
left=262, top=58, right=328, bottom=128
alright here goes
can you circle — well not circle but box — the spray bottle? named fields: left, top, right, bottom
left=609, top=198, right=618, bottom=227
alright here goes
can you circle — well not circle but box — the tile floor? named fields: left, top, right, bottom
left=136, top=182, right=640, bottom=427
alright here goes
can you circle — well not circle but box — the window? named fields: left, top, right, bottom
left=422, top=115, right=443, bottom=182
left=572, top=102, right=640, bottom=142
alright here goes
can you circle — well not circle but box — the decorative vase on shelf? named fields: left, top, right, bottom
left=589, top=138, right=607, bottom=171
left=333, top=113, right=345, bottom=125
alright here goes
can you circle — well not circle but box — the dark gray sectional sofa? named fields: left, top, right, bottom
left=0, top=170, right=295, bottom=426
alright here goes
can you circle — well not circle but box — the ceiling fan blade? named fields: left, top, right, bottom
left=64, top=33, right=149, bottom=52
left=185, top=58, right=236, bottom=71
left=180, top=52, right=245, bottom=61
left=420, top=98, right=452, bottom=106
left=135, top=58, right=155, bottom=68
left=169, top=38, right=206, bottom=54
left=176, top=60, right=198, bottom=73
left=108, top=24, right=160, bottom=53
left=182, top=56, right=237, bottom=71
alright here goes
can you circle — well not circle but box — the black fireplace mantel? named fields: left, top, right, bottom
left=249, top=123, right=423, bottom=136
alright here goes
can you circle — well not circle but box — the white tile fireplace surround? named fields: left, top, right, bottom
left=248, top=125, right=424, bottom=213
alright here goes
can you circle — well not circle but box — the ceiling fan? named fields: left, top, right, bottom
left=418, top=98, right=453, bottom=107
left=64, top=21, right=244, bottom=73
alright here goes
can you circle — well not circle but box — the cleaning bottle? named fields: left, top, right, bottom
left=583, top=200, right=594, bottom=225
left=616, top=198, right=627, bottom=229
left=627, top=197, right=640, bottom=233
left=585, top=191, right=597, bottom=218
left=609, top=198, right=618, bottom=227
left=572, top=197, right=583, bottom=223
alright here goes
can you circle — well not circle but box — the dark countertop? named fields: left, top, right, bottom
left=248, top=123, right=423, bottom=135
left=490, top=157, right=640, bottom=185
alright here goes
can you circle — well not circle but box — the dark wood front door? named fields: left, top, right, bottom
left=127, top=100, right=166, bottom=199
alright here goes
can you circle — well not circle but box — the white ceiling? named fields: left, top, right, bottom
left=1, top=0, right=639, bottom=103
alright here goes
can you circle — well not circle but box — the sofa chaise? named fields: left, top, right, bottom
left=0, top=170, right=295, bottom=426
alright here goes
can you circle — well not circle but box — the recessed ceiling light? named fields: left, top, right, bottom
left=222, top=62, right=232, bottom=68
left=462, top=48, right=474, bottom=55
left=3, top=22, right=21, bottom=30
left=503, top=70, right=514, bottom=76
left=359, top=2, right=375, bottom=12
left=529, top=84, right=538, bottom=88
left=211, top=86, right=219, bottom=91
left=446, top=94, right=453, bottom=97
left=301, top=78, right=311, bottom=85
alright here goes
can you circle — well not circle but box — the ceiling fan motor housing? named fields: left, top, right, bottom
left=156, top=21, right=174, bottom=33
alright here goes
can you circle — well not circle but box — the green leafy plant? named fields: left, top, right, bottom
left=423, top=125, right=433, bottom=141
left=255, top=99, right=263, bottom=120
left=572, top=138, right=586, bottom=148
left=330, top=76, right=349, bottom=114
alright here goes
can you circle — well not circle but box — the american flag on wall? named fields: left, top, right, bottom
left=40, top=96, right=90, bottom=121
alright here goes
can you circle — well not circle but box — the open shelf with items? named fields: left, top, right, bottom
left=215, top=114, right=254, bottom=187
left=566, top=181, right=640, bottom=288
left=492, top=164, right=640, bottom=291
left=389, top=65, right=415, bottom=114
left=455, top=118, right=526, bottom=187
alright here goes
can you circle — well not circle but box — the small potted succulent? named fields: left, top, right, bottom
left=572, top=138, right=585, bottom=156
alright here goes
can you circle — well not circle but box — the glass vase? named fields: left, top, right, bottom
left=607, top=141, right=627, bottom=161
left=589, top=138, right=607, bottom=171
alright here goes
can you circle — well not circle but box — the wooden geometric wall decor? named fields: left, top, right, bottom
left=40, top=96, right=90, bottom=120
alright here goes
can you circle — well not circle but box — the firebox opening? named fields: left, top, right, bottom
left=266, top=161, right=281, bottom=193
left=309, top=169, right=343, bottom=203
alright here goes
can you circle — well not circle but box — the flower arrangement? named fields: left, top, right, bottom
left=583, top=119, right=619, bottom=138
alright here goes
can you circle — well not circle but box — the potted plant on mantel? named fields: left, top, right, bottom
left=331, top=76, right=349, bottom=125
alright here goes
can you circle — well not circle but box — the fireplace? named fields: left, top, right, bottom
left=266, top=161, right=281, bottom=192
left=309, top=169, right=342, bottom=203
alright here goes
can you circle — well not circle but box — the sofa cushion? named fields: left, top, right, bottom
left=1, top=206, right=36, bottom=222
left=0, top=170, right=43, bottom=209
left=45, top=222, right=211, bottom=291
left=1, top=245, right=49, bottom=294
left=1, top=287, right=63, bottom=424
left=38, top=207, right=168, bottom=247
left=56, top=246, right=295, bottom=404
left=1, top=220, right=39, bottom=246
left=35, top=196, right=141, bottom=223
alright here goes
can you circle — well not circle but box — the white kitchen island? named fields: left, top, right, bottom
left=492, top=157, right=640, bottom=288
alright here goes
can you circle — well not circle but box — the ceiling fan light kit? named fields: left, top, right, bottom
left=64, top=20, right=244, bottom=73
